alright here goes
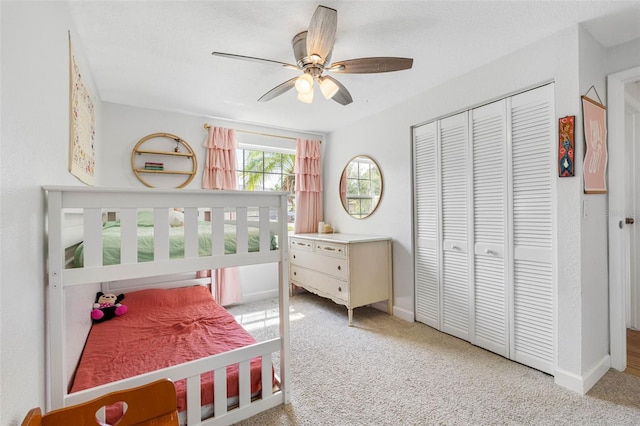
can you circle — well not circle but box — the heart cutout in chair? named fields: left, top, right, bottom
left=95, top=401, right=128, bottom=425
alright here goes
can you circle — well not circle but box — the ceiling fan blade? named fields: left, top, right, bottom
left=212, top=52, right=299, bottom=70
left=258, top=77, right=298, bottom=102
left=328, top=57, right=413, bottom=74
left=323, top=75, right=353, bottom=106
left=306, top=5, right=337, bottom=63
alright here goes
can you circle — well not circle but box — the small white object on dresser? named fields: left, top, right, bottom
left=289, top=233, right=393, bottom=325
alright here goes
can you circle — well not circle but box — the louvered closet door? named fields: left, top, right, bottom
left=509, top=84, right=555, bottom=375
left=414, top=122, right=440, bottom=328
left=440, top=113, right=470, bottom=340
left=471, top=100, right=510, bottom=358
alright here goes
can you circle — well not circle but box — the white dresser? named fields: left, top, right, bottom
left=289, top=233, right=393, bottom=325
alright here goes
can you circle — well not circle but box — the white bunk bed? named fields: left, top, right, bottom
left=44, top=186, right=290, bottom=426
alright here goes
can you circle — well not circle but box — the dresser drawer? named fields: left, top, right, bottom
left=290, top=264, right=314, bottom=285
left=289, top=249, right=348, bottom=280
left=313, top=241, right=347, bottom=258
left=290, top=237, right=313, bottom=251
left=312, top=273, right=348, bottom=304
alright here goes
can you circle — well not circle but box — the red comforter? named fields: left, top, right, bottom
left=70, top=286, right=271, bottom=413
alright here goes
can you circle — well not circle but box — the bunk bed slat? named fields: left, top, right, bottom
left=83, top=209, right=103, bottom=267
left=120, top=208, right=138, bottom=264
left=184, top=208, right=198, bottom=258
left=261, top=353, right=273, bottom=399
left=211, top=207, right=224, bottom=256
left=213, top=367, right=227, bottom=417
left=259, top=207, right=271, bottom=253
left=236, top=207, right=249, bottom=254
left=238, top=360, right=250, bottom=408
left=186, top=375, right=201, bottom=425
left=153, top=209, right=170, bottom=261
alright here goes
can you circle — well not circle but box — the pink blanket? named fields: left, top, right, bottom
left=70, top=286, right=273, bottom=414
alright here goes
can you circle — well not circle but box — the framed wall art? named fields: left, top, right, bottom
left=558, top=115, right=575, bottom=177
left=68, top=32, right=95, bottom=185
left=582, top=90, right=607, bottom=194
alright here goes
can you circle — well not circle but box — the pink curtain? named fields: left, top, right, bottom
left=198, top=126, right=241, bottom=306
left=294, top=139, right=323, bottom=234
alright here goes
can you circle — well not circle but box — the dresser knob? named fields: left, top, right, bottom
left=338, top=286, right=342, bottom=292
left=293, top=272, right=296, bottom=276
left=337, top=265, right=341, bottom=271
left=293, top=254, right=296, bottom=259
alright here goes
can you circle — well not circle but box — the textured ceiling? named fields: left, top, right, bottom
left=68, top=1, right=640, bottom=134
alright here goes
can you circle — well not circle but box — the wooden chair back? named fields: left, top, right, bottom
left=21, top=379, right=179, bottom=426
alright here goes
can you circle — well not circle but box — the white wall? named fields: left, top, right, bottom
left=0, top=2, right=102, bottom=424
left=102, top=102, right=320, bottom=188
left=325, top=26, right=592, bottom=388
left=606, top=37, right=640, bottom=76
left=577, top=26, right=610, bottom=385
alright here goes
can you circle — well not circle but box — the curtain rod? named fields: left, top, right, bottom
left=203, top=123, right=320, bottom=143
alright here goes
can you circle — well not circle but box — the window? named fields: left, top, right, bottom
left=236, top=148, right=296, bottom=223
left=344, top=157, right=381, bottom=219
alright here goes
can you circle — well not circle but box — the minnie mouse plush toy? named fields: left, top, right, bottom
left=91, top=292, right=128, bottom=323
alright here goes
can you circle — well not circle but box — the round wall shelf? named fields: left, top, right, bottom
left=131, top=133, right=197, bottom=188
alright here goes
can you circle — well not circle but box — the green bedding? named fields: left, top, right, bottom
left=73, top=220, right=277, bottom=268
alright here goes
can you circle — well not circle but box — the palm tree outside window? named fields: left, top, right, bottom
left=236, top=148, right=296, bottom=227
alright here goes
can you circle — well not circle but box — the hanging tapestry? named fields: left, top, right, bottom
left=68, top=33, right=95, bottom=185
left=582, top=95, right=607, bottom=193
left=558, top=115, right=575, bottom=177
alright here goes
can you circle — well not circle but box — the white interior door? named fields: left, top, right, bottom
left=608, top=67, right=640, bottom=371
left=625, top=81, right=640, bottom=330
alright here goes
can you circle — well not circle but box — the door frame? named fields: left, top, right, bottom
left=608, top=66, right=640, bottom=371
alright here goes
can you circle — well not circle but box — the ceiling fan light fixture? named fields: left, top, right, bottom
left=297, top=88, right=314, bottom=104
left=295, top=73, right=314, bottom=94
left=309, top=53, right=322, bottom=64
left=319, top=76, right=339, bottom=100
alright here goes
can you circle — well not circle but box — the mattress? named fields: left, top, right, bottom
left=70, top=286, right=276, bottom=422
left=73, top=212, right=277, bottom=267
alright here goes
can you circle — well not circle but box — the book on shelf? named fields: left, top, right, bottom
left=144, top=161, right=164, bottom=171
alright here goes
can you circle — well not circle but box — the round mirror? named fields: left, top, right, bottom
left=339, top=155, right=383, bottom=219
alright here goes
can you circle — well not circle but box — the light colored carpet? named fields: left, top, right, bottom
left=227, top=292, right=640, bottom=425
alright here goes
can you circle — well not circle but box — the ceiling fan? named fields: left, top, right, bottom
left=212, top=5, right=413, bottom=105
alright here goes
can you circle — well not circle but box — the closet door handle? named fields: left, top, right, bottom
left=451, top=245, right=461, bottom=251
left=485, top=249, right=496, bottom=256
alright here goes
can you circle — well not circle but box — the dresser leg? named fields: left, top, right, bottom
left=348, top=308, right=353, bottom=326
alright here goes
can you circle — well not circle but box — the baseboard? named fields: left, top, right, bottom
left=554, top=354, right=611, bottom=394
left=392, top=305, right=414, bottom=323
left=242, top=288, right=279, bottom=303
